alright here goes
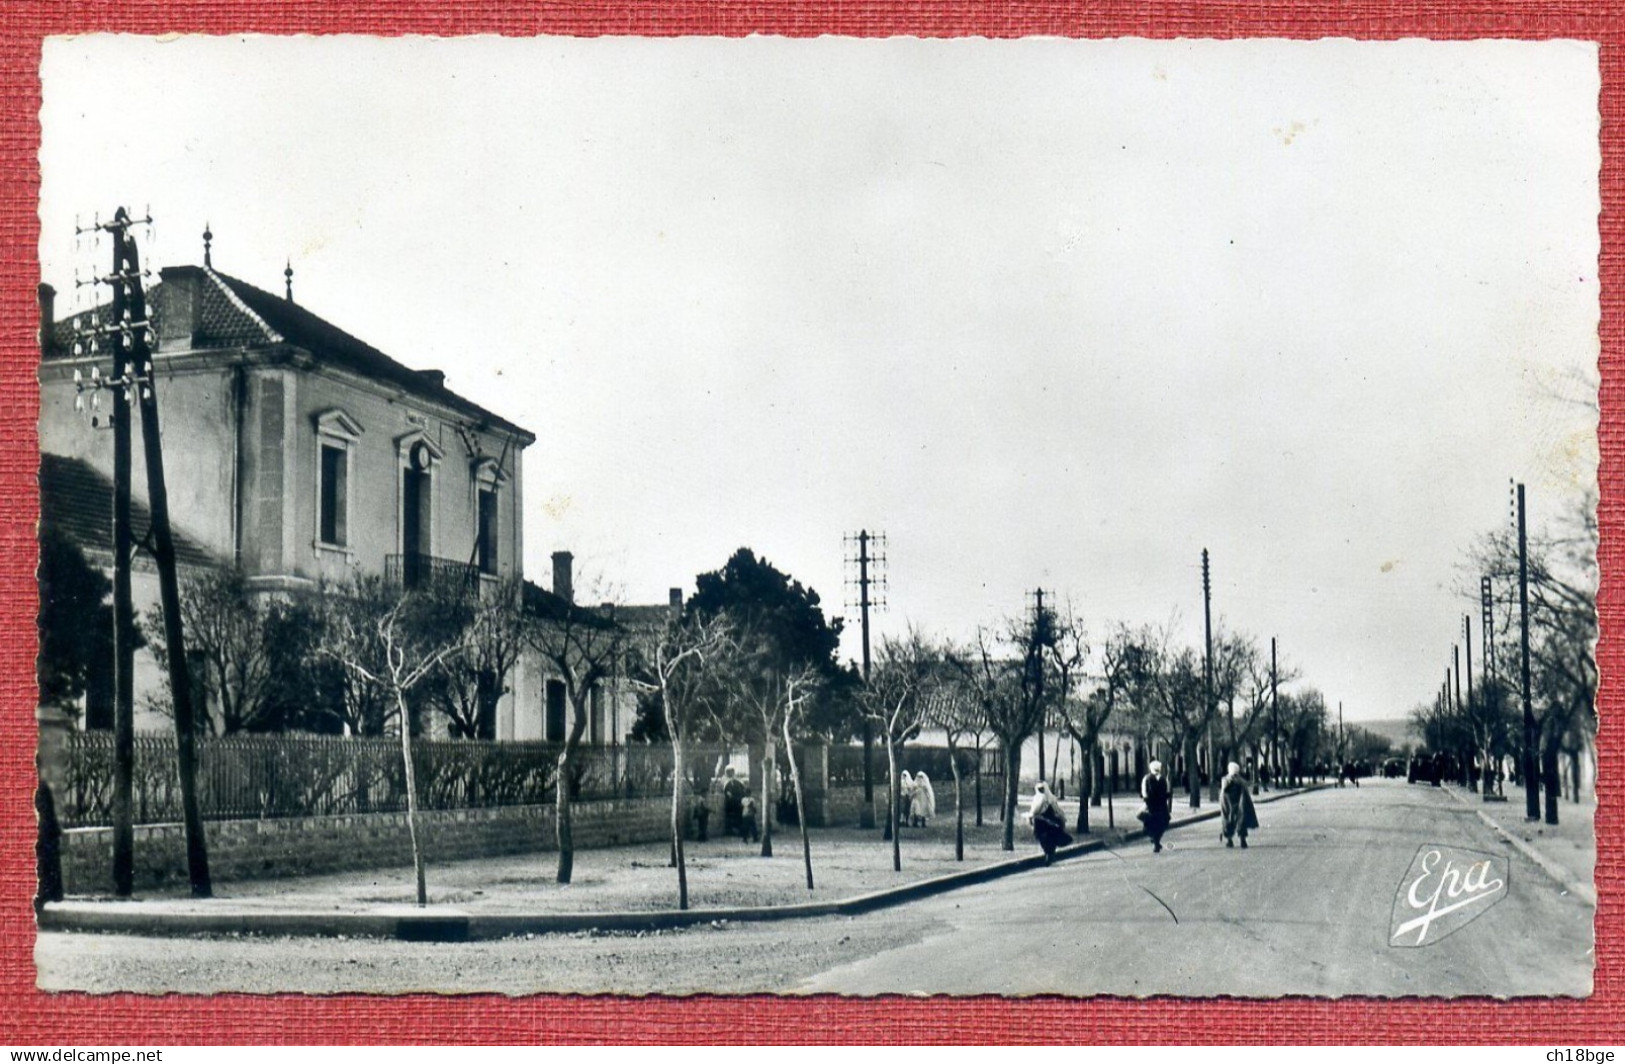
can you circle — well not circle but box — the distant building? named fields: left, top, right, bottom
left=511, top=549, right=683, bottom=745
left=40, top=256, right=534, bottom=733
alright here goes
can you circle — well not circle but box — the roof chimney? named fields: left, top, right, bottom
left=551, top=551, right=574, bottom=604
left=669, top=587, right=683, bottom=609
left=37, top=283, right=54, bottom=359
left=417, top=369, right=446, bottom=389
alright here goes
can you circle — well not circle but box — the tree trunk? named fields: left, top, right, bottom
left=670, top=735, right=689, bottom=910
left=760, top=734, right=775, bottom=857
left=784, top=716, right=812, bottom=890
left=974, top=737, right=984, bottom=827
left=1001, top=743, right=1020, bottom=851
left=555, top=745, right=575, bottom=884
left=1207, top=725, right=1220, bottom=804
left=396, top=688, right=427, bottom=906
left=1543, top=741, right=1561, bottom=826
left=947, top=738, right=964, bottom=861
left=1075, top=735, right=1090, bottom=834
left=1186, top=733, right=1201, bottom=808
left=886, top=738, right=901, bottom=872
left=1091, top=741, right=1104, bottom=807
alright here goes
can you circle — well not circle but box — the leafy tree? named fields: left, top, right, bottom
left=686, top=548, right=845, bottom=858
left=38, top=526, right=126, bottom=716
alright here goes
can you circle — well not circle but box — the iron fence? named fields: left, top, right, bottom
left=59, top=732, right=733, bottom=827
left=826, top=742, right=992, bottom=786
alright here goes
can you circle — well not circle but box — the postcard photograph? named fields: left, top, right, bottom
left=31, top=34, right=1599, bottom=997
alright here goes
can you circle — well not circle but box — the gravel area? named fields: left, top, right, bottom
left=37, top=910, right=950, bottom=995
left=92, top=808, right=1132, bottom=916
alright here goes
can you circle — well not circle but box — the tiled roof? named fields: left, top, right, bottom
left=520, top=581, right=678, bottom=633
left=39, top=453, right=215, bottom=570
left=608, top=603, right=679, bottom=632
left=47, top=265, right=532, bottom=443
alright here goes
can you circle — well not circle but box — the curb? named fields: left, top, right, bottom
left=40, top=786, right=1323, bottom=942
left=1440, top=784, right=1597, bottom=906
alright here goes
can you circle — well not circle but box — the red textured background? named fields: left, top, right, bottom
left=0, top=0, right=1619, bottom=1045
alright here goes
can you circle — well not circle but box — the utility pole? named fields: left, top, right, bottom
left=845, top=530, right=886, bottom=831
left=1482, top=575, right=1503, bottom=798
left=1029, top=587, right=1049, bottom=784
left=1027, top=588, right=1053, bottom=786
left=80, top=209, right=212, bottom=895
left=1196, top=549, right=1212, bottom=809
left=1270, top=635, right=1279, bottom=790
left=71, top=213, right=135, bottom=896
left=1466, top=614, right=1485, bottom=797
left=1517, top=483, right=1538, bottom=822
left=125, top=212, right=211, bottom=896
left=1462, top=646, right=1475, bottom=786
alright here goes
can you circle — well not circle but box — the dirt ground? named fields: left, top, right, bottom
left=115, top=804, right=1134, bottom=914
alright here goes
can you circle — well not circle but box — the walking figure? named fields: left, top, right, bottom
left=1139, top=760, right=1172, bottom=854
left=1027, top=780, right=1073, bottom=865
left=739, top=795, right=760, bottom=844
left=1219, top=761, right=1258, bottom=849
left=721, top=766, right=746, bottom=836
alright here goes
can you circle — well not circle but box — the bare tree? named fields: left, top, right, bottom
left=929, top=644, right=983, bottom=860
left=317, top=577, right=470, bottom=905
left=629, top=610, right=734, bottom=910
left=1465, top=492, right=1597, bottom=813
left=431, top=577, right=526, bottom=740
left=525, top=586, right=625, bottom=884
left=968, top=614, right=1054, bottom=852
left=781, top=665, right=822, bottom=890
left=864, top=630, right=937, bottom=871
left=728, top=627, right=791, bottom=859
left=144, top=567, right=290, bottom=735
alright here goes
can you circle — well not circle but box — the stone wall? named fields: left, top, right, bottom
left=61, top=794, right=686, bottom=895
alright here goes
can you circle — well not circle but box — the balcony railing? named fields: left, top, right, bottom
left=385, top=552, right=484, bottom=592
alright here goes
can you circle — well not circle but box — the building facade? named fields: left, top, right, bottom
left=40, top=261, right=534, bottom=734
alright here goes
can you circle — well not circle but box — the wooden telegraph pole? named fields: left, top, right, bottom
left=71, top=213, right=135, bottom=896
left=1517, top=482, right=1538, bottom=822
left=1197, top=548, right=1212, bottom=809
left=81, top=209, right=212, bottom=896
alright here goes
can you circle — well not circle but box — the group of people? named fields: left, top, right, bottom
left=895, top=770, right=937, bottom=828
left=1027, top=759, right=1259, bottom=863
left=718, top=766, right=760, bottom=844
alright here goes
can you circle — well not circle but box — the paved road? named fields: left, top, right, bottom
left=37, top=780, right=1592, bottom=997
left=802, top=779, right=1593, bottom=996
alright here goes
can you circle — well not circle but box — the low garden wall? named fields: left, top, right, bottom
left=62, top=794, right=683, bottom=895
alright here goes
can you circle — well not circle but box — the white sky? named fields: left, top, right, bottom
left=39, top=35, right=1600, bottom=722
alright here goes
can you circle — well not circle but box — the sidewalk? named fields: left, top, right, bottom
left=1443, top=783, right=1597, bottom=905
left=40, top=787, right=1319, bottom=940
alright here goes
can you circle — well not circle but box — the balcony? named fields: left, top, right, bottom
left=385, top=552, right=486, bottom=593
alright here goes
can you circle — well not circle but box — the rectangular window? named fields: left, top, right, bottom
left=545, top=680, right=567, bottom=743
left=319, top=443, right=348, bottom=547
left=589, top=684, right=601, bottom=745
left=477, top=488, right=499, bottom=575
